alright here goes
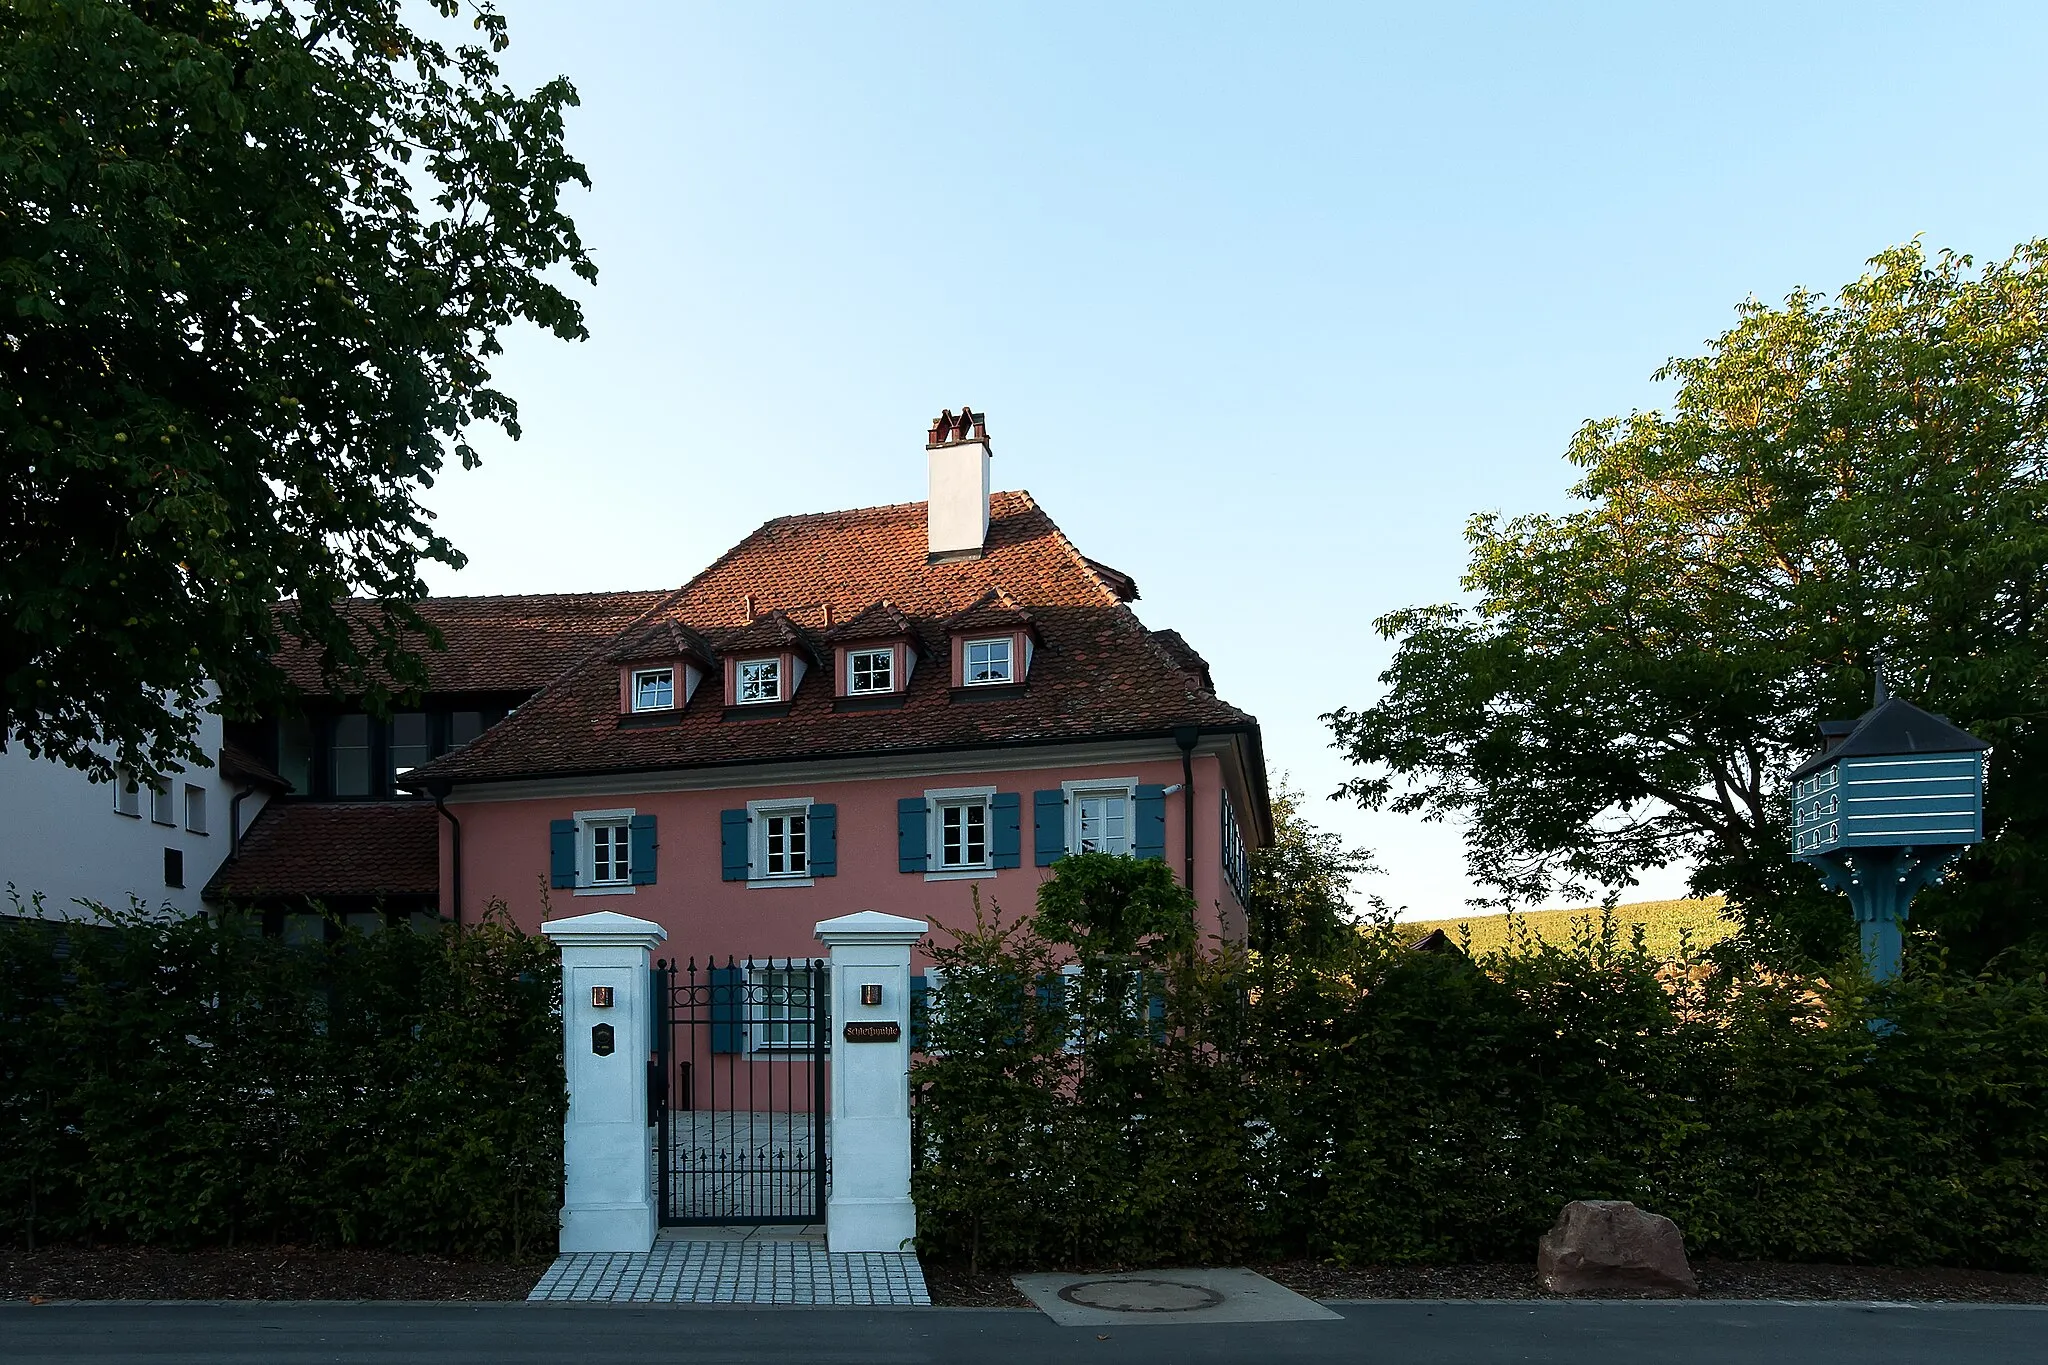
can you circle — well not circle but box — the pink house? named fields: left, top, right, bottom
left=396, top=409, right=1270, bottom=966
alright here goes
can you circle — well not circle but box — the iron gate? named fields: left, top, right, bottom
left=653, top=956, right=829, bottom=1225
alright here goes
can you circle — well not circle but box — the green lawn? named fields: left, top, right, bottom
left=1399, top=896, right=1734, bottom=959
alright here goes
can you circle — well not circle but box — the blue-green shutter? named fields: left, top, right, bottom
left=709, top=964, right=743, bottom=1054
left=897, top=797, right=928, bottom=873
left=629, top=813, right=657, bottom=885
left=549, top=819, right=577, bottom=888
left=809, top=804, right=838, bottom=877
left=910, top=973, right=928, bottom=1050
left=1135, top=784, right=1167, bottom=861
left=720, top=809, right=749, bottom=882
left=1033, top=789, right=1065, bottom=866
left=991, top=792, right=1021, bottom=868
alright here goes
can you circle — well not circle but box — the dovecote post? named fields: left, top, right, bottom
left=1790, top=680, right=1988, bottom=982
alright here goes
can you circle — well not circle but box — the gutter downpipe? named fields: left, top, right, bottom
left=1173, top=726, right=1200, bottom=893
left=427, top=779, right=462, bottom=926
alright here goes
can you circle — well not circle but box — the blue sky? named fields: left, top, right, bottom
left=421, top=2, right=2048, bottom=915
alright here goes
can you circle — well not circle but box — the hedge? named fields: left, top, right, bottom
left=911, top=907, right=2048, bottom=1273
left=0, top=899, right=562, bottom=1258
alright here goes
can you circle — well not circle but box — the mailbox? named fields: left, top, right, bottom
left=591, top=1022, right=615, bottom=1056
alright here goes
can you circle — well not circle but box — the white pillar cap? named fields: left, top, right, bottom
left=814, top=910, right=928, bottom=947
left=541, top=910, right=667, bottom=950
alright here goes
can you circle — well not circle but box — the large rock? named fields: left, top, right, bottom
left=1537, top=1200, right=1697, bottom=1296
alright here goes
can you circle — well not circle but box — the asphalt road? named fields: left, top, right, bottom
left=2, top=1299, right=2043, bottom=1364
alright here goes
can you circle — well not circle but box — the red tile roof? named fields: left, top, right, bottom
left=716, top=609, right=824, bottom=665
left=404, top=491, right=1258, bottom=787
left=607, top=617, right=718, bottom=666
left=824, top=599, right=919, bottom=648
left=206, top=802, right=440, bottom=902
left=941, top=587, right=1037, bottom=636
left=273, top=591, right=669, bottom=696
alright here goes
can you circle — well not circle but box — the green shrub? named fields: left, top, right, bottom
left=0, top=897, right=562, bottom=1258
left=912, top=896, right=2048, bottom=1272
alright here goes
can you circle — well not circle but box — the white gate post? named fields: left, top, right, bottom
left=815, top=910, right=928, bottom=1254
left=542, top=910, right=667, bottom=1254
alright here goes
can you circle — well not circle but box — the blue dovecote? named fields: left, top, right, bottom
left=1789, top=688, right=1989, bottom=983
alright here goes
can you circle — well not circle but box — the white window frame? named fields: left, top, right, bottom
left=1063, top=777, right=1140, bottom=856
left=113, top=770, right=140, bottom=818
left=962, top=636, right=1014, bottom=686
left=631, top=667, right=676, bottom=712
left=736, top=656, right=782, bottom=704
left=926, top=784, right=995, bottom=876
left=573, top=807, right=637, bottom=896
left=183, top=784, right=208, bottom=835
left=149, top=778, right=176, bottom=827
left=746, top=796, right=816, bottom=887
left=847, top=647, right=895, bottom=695
left=748, top=964, right=820, bottom=1052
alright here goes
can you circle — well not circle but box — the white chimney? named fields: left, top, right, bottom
left=926, top=407, right=992, bottom=561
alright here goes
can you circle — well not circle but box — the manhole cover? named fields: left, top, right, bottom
left=1056, top=1278, right=1227, bottom=1313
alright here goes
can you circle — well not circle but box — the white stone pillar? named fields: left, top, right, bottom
left=541, top=910, right=667, bottom=1254
left=815, top=910, right=928, bottom=1254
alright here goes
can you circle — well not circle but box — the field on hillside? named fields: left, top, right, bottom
left=1399, top=897, right=1734, bottom=959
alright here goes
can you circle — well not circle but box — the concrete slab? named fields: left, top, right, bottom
left=1011, top=1267, right=1342, bottom=1327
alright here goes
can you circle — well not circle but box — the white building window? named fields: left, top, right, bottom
left=184, top=784, right=207, bottom=835
left=113, top=770, right=140, bottom=818
left=632, top=667, right=675, bottom=711
left=1065, top=779, right=1138, bottom=855
left=589, top=820, right=631, bottom=885
left=937, top=798, right=989, bottom=869
left=737, top=657, right=781, bottom=704
left=964, top=637, right=1013, bottom=685
left=848, top=648, right=894, bottom=695
left=149, top=779, right=175, bottom=826
left=751, top=966, right=817, bottom=1049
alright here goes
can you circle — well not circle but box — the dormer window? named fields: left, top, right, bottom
left=848, top=648, right=895, bottom=695
left=737, top=657, right=782, bottom=704
left=631, top=667, right=675, bottom=712
left=964, top=637, right=1013, bottom=686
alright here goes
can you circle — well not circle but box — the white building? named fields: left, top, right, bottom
left=0, top=689, right=285, bottom=921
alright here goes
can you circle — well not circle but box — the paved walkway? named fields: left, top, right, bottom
left=528, top=1226, right=928, bottom=1306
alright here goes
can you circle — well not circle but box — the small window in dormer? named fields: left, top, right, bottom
left=632, top=667, right=676, bottom=712
left=737, top=657, right=782, bottom=704
left=848, top=648, right=894, bottom=695
left=964, top=637, right=1013, bottom=686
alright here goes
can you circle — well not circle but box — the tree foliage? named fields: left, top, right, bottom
left=1326, top=241, right=2048, bottom=967
left=1245, top=778, right=1378, bottom=959
left=2, top=0, right=595, bottom=781
left=1033, top=850, right=1198, bottom=956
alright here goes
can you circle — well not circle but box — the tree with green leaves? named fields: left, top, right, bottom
left=2, top=0, right=594, bottom=782
left=1328, top=241, right=2048, bottom=969
left=1245, top=779, right=1378, bottom=958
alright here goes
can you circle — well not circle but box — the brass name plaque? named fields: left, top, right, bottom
left=842, top=1021, right=902, bottom=1044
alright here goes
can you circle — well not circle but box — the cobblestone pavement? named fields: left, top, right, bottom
left=528, top=1234, right=927, bottom=1307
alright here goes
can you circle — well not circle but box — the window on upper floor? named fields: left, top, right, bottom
left=184, top=784, right=207, bottom=835
left=632, top=667, right=676, bottom=712
left=1071, top=786, right=1132, bottom=856
left=758, top=806, right=809, bottom=878
left=936, top=796, right=990, bottom=869
left=149, top=779, right=175, bottom=827
left=449, top=710, right=485, bottom=748
left=330, top=713, right=373, bottom=796
left=964, top=637, right=1013, bottom=686
left=390, top=712, right=430, bottom=786
left=277, top=715, right=314, bottom=795
left=588, top=819, right=631, bottom=886
left=848, top=648, right=894, bottom=695
left=737, top=657, right=781, bottom=704
left=1221, top=794, right=1250, bottom=904
left=113, top=770, right=140, bottom=818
